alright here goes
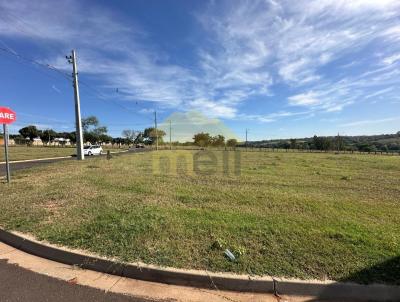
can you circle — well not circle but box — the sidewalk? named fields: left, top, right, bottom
left=0, top=241, right=289, bottom=302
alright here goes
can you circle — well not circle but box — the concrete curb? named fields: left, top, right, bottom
left=0, top=150, right=131, bottom=165
left=1, top=229, right=399, bottom=301
left=0, top=155, right=73, bottom=165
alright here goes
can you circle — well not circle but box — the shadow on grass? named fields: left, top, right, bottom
left=304, top=256, right=400, bottom=301
left=340, top=256, right=400, bottom=285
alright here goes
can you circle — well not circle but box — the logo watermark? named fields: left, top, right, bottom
left=149, top=149, right=241, bottom=176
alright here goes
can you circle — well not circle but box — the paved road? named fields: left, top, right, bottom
left=0, top=157, right=73, bottom=177
left=0, top=259, right=160, bottom=302
left=0, top=149, right=149, bottom=177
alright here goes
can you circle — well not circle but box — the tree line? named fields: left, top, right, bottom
left=8, top=115, right=169, bottom=147
left=247, top=132, right=400, bottom=152
left=192, top=133, right=237, bottom=147
left=13, top=114, right=396, bottom=152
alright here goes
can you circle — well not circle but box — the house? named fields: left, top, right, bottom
left=31, top=137, right=43, bottom=146
left=0, top=137, right=15, bottom=146
left=52, top=138, right=71, bottom=146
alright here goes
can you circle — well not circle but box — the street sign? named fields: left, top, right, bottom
left=0, top=107, right=17, bottom=124
left=1, top=107, right=16, bottom=183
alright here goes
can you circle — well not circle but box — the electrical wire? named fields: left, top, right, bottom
left=1, top=10, right=159, bottom=125
left=0, top=44, right=70, bottom=82
left=0, top=34, right=156, bottom=132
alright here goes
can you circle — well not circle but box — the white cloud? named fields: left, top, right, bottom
left=288, top=92, right=320, bottom=106
left=383, top=25, right=400, bottom=41
left=237, top=110, right=311, bottom=123
left=364, top=87, right=394, bottom=99
left=197, top=0, right=400, bottom=117
left=1, top=0, right=400, bottom=122
left=382, top=53, right=400, bottom=65
left=188, top=99, right=236, bottom=118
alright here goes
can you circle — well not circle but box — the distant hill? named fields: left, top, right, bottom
left=245, top=132, right=400, bottom=152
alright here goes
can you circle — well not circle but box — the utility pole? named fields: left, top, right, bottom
left=67, top=50, right=84, bottom=160
left=169, top=120, right=172, bottom=150
left=245, top=128, right=248, bottom=151
left=154, top=111, right=158, bottom=150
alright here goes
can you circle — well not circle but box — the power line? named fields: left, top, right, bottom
left=0, top=11, right=68, bottom=58
left=0, top=38, right=69, bottom=79
left=78, top=80, right=153, bottom=122
left=0, top=11, right=159, bottom=124
left=0, top=40, right=154, bottom=118
left=0, top=43, right=71, bottom=82
left=0, top=40, right=157, bottom=130
left=0, top=43, right=154, bottom=123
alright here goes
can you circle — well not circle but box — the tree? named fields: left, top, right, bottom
left=66, top=132, right=76, bottom=144
left=84, top=132, right=98, bottom=144
left=40, top=129, right=57, bottom=144
left=93, top=126, right=108, bottom=137
left=99, top=134, right=112, bottom=144
left=322, top=137, right=332, bottom=151
left=81, top=116, right=108, bottom=144
left=134, top=132, right=144, bottom=144
left=122, top=129, right=138, bottom=145
left=19, top=125, right=39, bottom=141
left=313, top=135, right=323, bottom=150
left=334, top=134, right=345, bottom=151
left=143, top=127, right=166, bottom=145
left=112, top=137, right=123, bottom=147
left=357, top=143, right=375, bottom=152
left=290, top=138, right=297, bottom=149
left=279, top=141, right=290, bottom=149
left=211, top=134, right=225, bottom=147
left=312, top=135, right=332, bottom=151
left=193, top=132, right=212, bottom=147
left=82, top=116, right=99, bottom=132
left=226, top=138, right=238, bottom=147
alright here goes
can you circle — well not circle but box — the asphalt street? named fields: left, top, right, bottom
left=0, top=157, right=73, bottom=177
left=0, top=148, right=149, bottom=177
left=0, top=259, right=162, bottom=302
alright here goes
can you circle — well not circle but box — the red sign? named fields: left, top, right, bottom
left=0, top=107, right=16, bottom=124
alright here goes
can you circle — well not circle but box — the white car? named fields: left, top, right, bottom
left=83, top=145, right=103, bottom=156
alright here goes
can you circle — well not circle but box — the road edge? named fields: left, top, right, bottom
left=0, top=228, right=399, bottom=301
left=0, top=155, right=73, bottom=164
left=0, top=149, right=131, bottom=165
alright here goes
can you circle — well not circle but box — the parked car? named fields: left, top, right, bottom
left=83, top=145, right=103, bottom=156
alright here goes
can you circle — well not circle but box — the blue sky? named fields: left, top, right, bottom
left=0, top=0, right=400, bottom=141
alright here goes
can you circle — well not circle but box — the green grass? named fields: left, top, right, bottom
left=0, top=145, right=129, bottom=161
left=0, top=150, right=399, bottom=284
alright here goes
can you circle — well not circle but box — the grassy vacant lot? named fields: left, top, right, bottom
left=0, top=150, right=399, bottom=284
left=0, top=145, right=129, bottom=161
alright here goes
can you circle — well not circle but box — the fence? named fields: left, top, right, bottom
left=153, top=145, right=400, bottom=156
